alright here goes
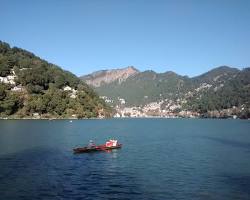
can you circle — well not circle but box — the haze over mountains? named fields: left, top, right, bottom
left=81, top=66, right=250, bottom=118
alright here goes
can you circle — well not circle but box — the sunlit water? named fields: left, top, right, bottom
left=0, top=119, right=250, bottom=200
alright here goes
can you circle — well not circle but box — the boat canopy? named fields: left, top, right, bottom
left=105, top=139, right=118, bottom=147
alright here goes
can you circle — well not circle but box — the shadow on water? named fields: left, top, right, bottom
left=198, top=136, right=250, bottom=150
left=219, top=174, right=250, bottom=199
left=0, top=147, right=145, bottom=200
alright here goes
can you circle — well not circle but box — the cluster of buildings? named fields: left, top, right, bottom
left=102, top=96, right=200, bottom=118
left=63, top=86, right=77, bottom=99
left=0, top=68, right=79, bottom=100
left=114, top=105, right=200, bottom=118
left=0, top=69, right=25, bottom=92
left=0, top=69, right=16, bottom=85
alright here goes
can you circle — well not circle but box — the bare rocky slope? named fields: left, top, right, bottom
left=81, top=66, right=250, bottom=119
left=80, top=66, right=139, bottom=87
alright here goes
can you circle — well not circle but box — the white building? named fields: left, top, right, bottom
left=63, top=86, right=72, bottom=91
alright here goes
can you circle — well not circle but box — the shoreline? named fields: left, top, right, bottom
left=0, top=116, right=249, bottom=120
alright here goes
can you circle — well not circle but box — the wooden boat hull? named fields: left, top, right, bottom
left=73, top=144, right=122, bottom=154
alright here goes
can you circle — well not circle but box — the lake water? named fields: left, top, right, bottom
left=0, top=119, right=250, bottom=200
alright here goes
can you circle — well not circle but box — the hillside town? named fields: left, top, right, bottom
left=100, top=96, right=200, bottom=118
left=100, top=96, right=246, bottom=119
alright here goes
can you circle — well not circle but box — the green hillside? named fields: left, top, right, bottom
left=94, top=66, right=250, bottom=118
left=186, top=67, right=250, bottom=113
left=0, top=41, right=112, bottom=119
left=96, top=70, right=186, bottom=105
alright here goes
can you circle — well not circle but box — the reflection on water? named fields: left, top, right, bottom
left=110, top=150, right=118, bottom=159
left=0, top=119, right=250, bottom=200
left=0, top=147, right=143, bottom=200
left=199, top=135, right=250, bottom=150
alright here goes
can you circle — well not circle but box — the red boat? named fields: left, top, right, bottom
left=73, top=139, right=122, bottom=154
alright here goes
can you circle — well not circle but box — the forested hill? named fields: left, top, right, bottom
left=84, top=66, right=250, bottom=119
left=0, top=41, right=112, bottom=119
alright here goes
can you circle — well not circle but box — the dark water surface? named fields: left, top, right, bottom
left=0, top=119, right=250, bottom=200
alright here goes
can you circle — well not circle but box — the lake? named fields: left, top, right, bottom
left=0, top=119, right=250, bottom=200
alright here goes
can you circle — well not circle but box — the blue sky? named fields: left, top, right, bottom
left=1, top=0, right=250, bottom=77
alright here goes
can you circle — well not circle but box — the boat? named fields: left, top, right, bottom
left=73, top=139, right=122, bottom=154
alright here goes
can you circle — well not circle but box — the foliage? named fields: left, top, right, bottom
left=94, top=66, right=250, bottom=117
left=185, top=68, right=250, bottom=112
left=0, top=91, right=22, bottom=115
left=0, top=41, right=111, bottom=118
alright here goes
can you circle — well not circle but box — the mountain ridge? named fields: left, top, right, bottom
left=81, top=66, right=250, bottom=119
left=80, top=65, right=245, bottom=87
left=80, top=66, right=139, bottom=87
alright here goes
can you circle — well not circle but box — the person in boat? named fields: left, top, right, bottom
left=88, top=140, right=96, bottom=149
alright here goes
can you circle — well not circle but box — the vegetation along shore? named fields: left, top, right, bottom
left=1, top=41, right=249, bottom=119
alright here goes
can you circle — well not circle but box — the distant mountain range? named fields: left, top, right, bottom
left=1, top=40, right=249, bottom=119
left=80, top=66, right=250, bottom=119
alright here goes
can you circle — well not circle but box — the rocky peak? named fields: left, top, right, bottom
left=80, top=66, right=139, bottom=87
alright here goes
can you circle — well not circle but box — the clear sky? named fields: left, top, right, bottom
left=1, top=0, right=250, bottom=77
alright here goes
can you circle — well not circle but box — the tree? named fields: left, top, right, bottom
left=0, top=84, right=6, bottom=100
left=0, top=57, right=10, bottom=76
left=0, top=93, right=21, bottom=115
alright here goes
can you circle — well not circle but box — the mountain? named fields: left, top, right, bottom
left=80, top=66, right=139, bottom=87
left=0, top=41, right=112, bottom=119
left=192, top=66, right=240, bottom=84
left=81, top=66, right=250, bottom=119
